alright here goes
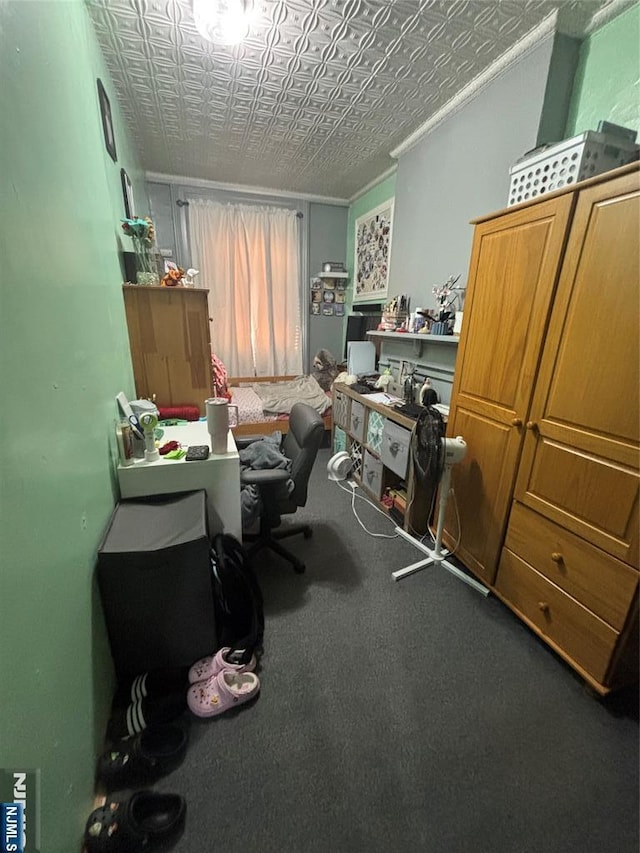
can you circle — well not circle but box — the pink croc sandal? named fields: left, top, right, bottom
left=188, top=647, right=256, bottom=685
left=187, top=671, right=260, bottom=718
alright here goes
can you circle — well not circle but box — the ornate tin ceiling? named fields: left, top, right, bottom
left=88, top=0, right=623, bottom=198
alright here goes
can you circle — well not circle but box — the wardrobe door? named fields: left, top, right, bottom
left=447, top=195, right=573, bottom=584
left=514, top=171, right=639, bottom=568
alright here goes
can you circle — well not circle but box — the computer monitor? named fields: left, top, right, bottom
left=347, top=341, right=376, bottom=375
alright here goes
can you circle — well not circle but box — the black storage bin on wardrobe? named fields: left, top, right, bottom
left=97, top=490, right=216, bottom=680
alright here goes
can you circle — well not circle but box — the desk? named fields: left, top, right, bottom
left=117, top=421, right=242, bottom=539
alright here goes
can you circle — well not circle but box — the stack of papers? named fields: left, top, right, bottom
left=365, top=392, right=404, bottom=405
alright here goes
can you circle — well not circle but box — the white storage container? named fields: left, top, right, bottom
left=381, top=420, right=412, bottom=479
left=508, top=128, right=638, bottom=207
left=350, top=399, right=366, bottom=442
left=362, top=450, right=383, bottom=499
left=333, top=389, right=349, bottom=429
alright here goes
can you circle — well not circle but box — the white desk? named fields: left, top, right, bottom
left=117, top=422, right=242, bottom=540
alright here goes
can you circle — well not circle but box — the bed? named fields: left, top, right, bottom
left=228, top=375, right=333, bottom=438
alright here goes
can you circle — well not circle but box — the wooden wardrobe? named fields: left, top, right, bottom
left=122, top=285, right=211, bottom=415
left=446, top=163, right=639, bottom=694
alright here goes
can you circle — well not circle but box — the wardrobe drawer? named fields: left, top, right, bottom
left=362, top=450, right=383, bottom=499
left=381, top=420, right=411, bottom=479
left=350, top=400, right=366, bottom=442
left=505, top=502, right=638, bottom=631
left=496, top=549, right=619, bottom=684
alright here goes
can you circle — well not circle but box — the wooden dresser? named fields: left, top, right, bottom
left=446, top=163, right=639, bottom=694
left=122, top=285, right=211, bottom=415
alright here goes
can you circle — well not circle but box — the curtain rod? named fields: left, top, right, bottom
left=176, top=198, right=303, bottom=218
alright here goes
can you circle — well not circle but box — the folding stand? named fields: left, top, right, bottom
left=391, top=462, right=489, bottom=596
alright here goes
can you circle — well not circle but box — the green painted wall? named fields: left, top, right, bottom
left=0, top=2, right=144, bottom=850
left=345, top=172, right=397, bottom=312
left=566, top=3, right=640, bottom=136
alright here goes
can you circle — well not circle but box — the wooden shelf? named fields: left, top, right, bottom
left=317, top=271, right=349, bottom=279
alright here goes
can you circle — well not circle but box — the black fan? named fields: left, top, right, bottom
left=392, top=409, right=488, bottom=594
left=411, top=406, right=446, bottom=525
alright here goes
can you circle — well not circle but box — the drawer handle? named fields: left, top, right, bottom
left=511, top=418, right=523, bottom=428
left=551, top=552, right=564, bottom=564
left=526, top=421, right=538, bottom=431
left=538, top=601, right=550, bottom=614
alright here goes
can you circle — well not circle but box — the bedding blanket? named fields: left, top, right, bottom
left=251, top=375, right=331, bottom=416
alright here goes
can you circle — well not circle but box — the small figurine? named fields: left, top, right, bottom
left=161, top=265, right=186, bottom=286
left=374, top=368, right=392, bottom=391
left=184, top=268, right=200, bottom=287
left=419, top=378, right=439, bottom=406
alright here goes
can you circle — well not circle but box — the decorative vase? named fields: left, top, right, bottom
left=132, top=236, right=159, bottom=285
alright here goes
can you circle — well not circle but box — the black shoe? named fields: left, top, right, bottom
left=84, top=791, right=186, bottom=852
left=97, top=724, right=188, bottom=791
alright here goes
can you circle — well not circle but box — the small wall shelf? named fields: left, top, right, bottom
left=368, top=330, right=459, bottom=357
left=317, top=271, right=349, bottom=279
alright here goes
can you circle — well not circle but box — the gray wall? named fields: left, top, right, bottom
left=308, top=203, right=349, bottom=365
left=147, top=181, right=182, bottom=264
left=389, top=35, right=555, bottom=312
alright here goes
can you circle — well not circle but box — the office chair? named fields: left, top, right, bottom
left=238, top=403, right=325, bottom=574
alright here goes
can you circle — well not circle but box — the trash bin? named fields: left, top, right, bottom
left=97, top=490, right=216, bottom=680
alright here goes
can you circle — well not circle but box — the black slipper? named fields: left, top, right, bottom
left=97, top=724, right=188, bottom=791
left=83, top=791, right=186, bottom=852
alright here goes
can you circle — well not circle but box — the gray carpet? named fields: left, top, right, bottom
left=158, top=449, right=639, bottom=853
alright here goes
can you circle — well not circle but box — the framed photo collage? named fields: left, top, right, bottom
left=310, top=276, right=346, bottom=317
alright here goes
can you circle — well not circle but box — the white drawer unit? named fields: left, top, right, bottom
left=350, top=399, right=366, bottom=442
left=381, top=419, right=412, bottom=479
left=362, top=450, right=383, bottom=498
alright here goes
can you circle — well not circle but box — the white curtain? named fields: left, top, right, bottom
left=188, top=200, right=303, bottom=378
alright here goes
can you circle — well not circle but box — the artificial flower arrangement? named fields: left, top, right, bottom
left=121, top=216, right=155, bottom=245
left=121, top=216, right=158, bottom=284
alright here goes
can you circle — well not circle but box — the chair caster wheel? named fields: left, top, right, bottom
left=293, top=563, right=306, bottom=574
left=303, top=528, right=312, bottom=540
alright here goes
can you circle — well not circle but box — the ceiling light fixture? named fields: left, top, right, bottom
left=193, top=0, right=252, bottom=46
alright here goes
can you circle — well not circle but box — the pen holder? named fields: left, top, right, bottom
left=206, top=398, right=238, bottom=454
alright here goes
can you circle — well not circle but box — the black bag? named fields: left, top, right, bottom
left=210, top=534, right=264, bottom=664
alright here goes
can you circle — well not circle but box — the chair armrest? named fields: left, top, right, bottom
left=241, top=468, right=291, bottom=487
left=235, top=435, right=266, bottom=449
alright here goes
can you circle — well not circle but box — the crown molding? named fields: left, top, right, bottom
left=583, top=0, right=637, bottom=35
left=390, top=13, right=557, bottom=160
left=144, top=171, right=349, bottom=206
left=348, top=164, right=398, bottom=205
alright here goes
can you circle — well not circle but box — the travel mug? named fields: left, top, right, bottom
left=206, top=398, right=230, bottom=453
